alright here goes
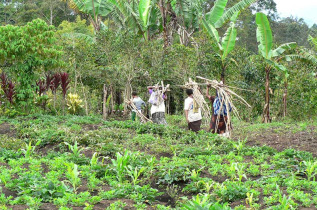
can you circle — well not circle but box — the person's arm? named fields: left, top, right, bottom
left=206, top=84, right=211, bottom=99
left=141, top=99, right=146, bottom=107
left=163, top=92, right=167, bottom=100
left=185, top=110, right=189, bottom=123
left=184, top=100, right=189, bottom=123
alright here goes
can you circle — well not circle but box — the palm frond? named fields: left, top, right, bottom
left=286, top=49, right=317, bottom=65
left=272, top=42, right=297, bottom=57
left=215, top=0, right=257, bottom=28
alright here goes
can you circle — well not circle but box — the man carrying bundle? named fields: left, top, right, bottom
left=148, top=86, right=167, bottom=125
left=184, top=89, right=202, bottom=132
left=206, top=83, right=231, bottom=134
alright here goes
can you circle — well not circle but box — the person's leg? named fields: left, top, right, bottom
left=189, top=120, right=202, bottom=132
left=210, top=115, right=216, bottom=133
left=218, top=116, right=226, bottom=134
left=158, top=112, right=167, bottom=125
left=152, top=113, right=158, bottom=124
left=131, top=112, right=136, bottom=121
left=197, top=120, right=202, bottom=132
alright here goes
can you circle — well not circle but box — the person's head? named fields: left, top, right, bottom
left=132, top=92, right=138, bottom=98
left=186, top=89, right=193, bottom=96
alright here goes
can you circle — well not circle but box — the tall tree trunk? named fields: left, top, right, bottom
left=123, top=80, right=132, bottom=115
left=263, top=67, right=271, bottom=123
left=110, top=85, right=114, bottom=115
left=159, top=0, right=169, bottom=48
left=50, top=5, right=53, bottom=25
left=283, top=81, right=288, bottom=118
left=221, top=63, right=226, bottom=84
left=103, top=84, right=108, bottom=120
left=147, top=28, right=150, bottom=41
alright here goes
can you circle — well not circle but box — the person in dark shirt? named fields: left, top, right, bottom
left=206, top=83, right=231, bottom=134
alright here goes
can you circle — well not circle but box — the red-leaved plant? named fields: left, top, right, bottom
left=0, top=72, right=8, bottom=95
left=50, top=73, right=61, bottom=109
left=50, top=73, right=61, bottom=94
left=36, top=79, right=46, bottom=96
left=45, top=74, right=53, bottom=92
left=60, top=72, right=70, bottom=99
left=7, top=81, right=15, bottom=104
left=0, top=72, right=15, bottom=105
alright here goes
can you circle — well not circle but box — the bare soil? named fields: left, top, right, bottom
left=234, top=126, right=317, bottom=156
left=0, top=122, right=16, bottom=137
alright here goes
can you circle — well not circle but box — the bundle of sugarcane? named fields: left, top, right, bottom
left=181, top=78, right=211, bottom=125
left=196, top=76, right=251, bottom=135
left=125, top=99, right=152, bottom=123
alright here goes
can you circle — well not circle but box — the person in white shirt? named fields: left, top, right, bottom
left=184, top=89, right=202, bottom=132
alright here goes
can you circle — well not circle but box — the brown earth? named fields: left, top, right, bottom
left=0, top=122, right=16, bottom=137
left=234, top=126, right=317, bottom=156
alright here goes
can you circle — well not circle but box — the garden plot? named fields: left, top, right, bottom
left=0, top=115, right=317, bottom=209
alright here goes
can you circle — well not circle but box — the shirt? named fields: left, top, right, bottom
left=213, top=96, right=232, bottom=116
left=184, top=97, right=202, bottom=122
left=132, top=97, right=145, bottom=112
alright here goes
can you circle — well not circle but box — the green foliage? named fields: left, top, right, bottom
left=215, top=181, right=248, bottom=202
left=64, top=141, right=84, bottom=158
left=0, top=19, right=63, bottom=111
left=111, top=151, right=134, bottom=183
left=21, top=140, right=41, bottom=158
left=215, top=0, right=257, bottom=28
left=71, top=0, right=113, bottom=18
left=182, top=194, right=231, bottom=210
left=221, top=22, right=237, bottom=61
left=256, top=12, right=273, bottom=59
left=64, top=163, right=81, bottom=193
left=0, top=115, right=316, bottom=209
left=139, top=0, right=152, bottom=29
left=206, top=0, right=228, bottom=26
left=67, top=93, right=84, bottom=115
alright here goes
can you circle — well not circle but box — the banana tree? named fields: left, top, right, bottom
left=139, top=0, right=153, bottom=40
left=202, top=16, right=237, bottom=83
left=67, top=0, right=113, bottom=31
left=255, top=12, right=298, bottom=123
left=202, top=0, right=257, bottom=83
left=69, top=0, right=157, bottom=40
left=170, top=0, right=202, bottom=46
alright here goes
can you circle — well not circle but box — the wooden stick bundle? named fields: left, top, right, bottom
left=181, top=78, right=211, bottom=125
left=125, top=99, right=152, bottom=123
left=196, top=76, right=251, bottom=136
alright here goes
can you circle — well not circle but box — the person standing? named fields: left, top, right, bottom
left=184, top=89, right=202, bottom=132
left=148, top=86, right=167, bottom=125
left=131, top=92, right=146, bottom=121
left=206, top=83, right=231, bottom=134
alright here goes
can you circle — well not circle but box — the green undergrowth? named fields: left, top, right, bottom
left=0, top=115, right=316, bottom=209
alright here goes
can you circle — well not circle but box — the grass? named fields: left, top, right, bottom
left=0, top=114, right=316, bottom=209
